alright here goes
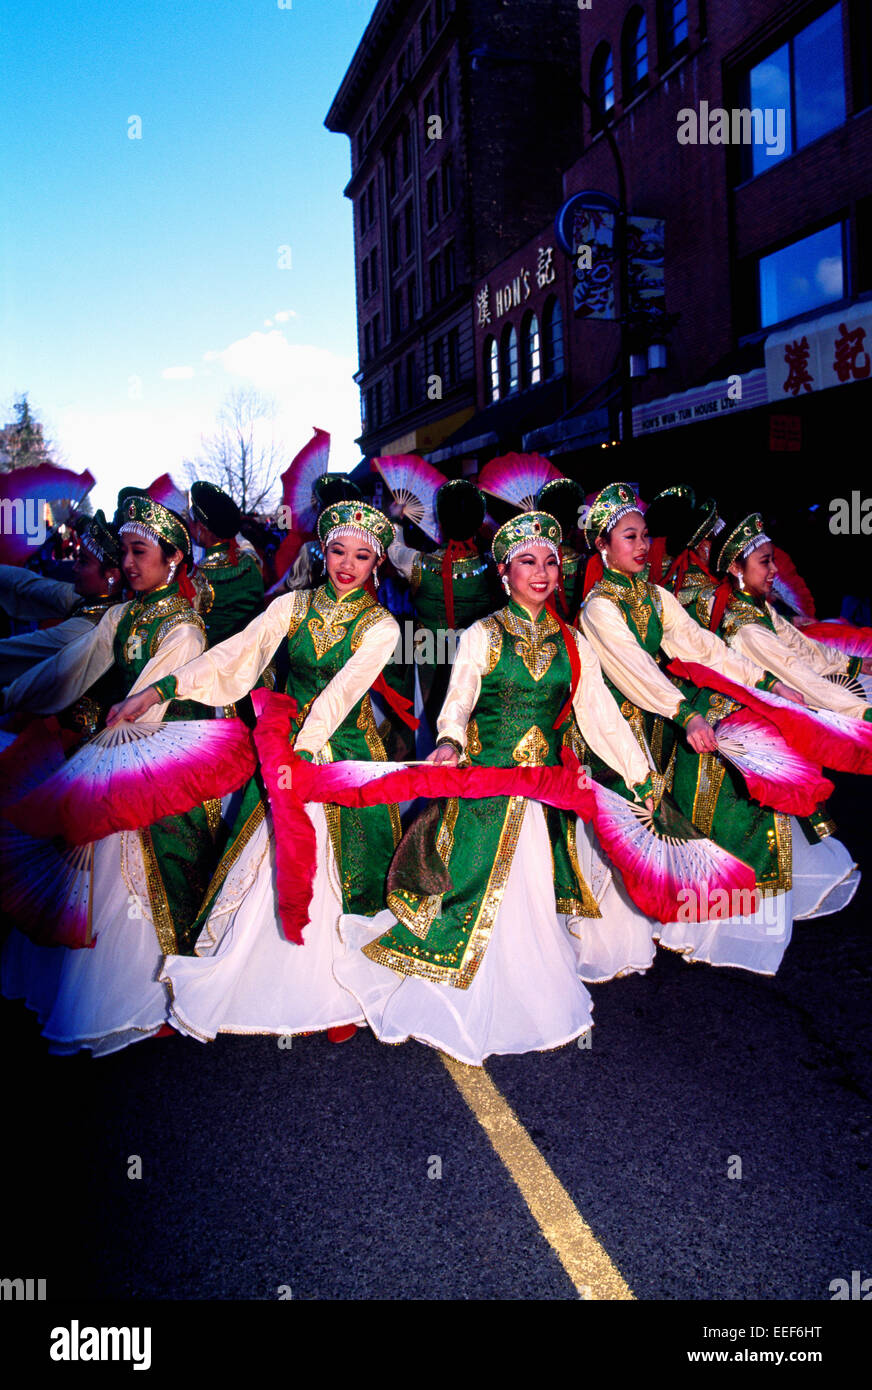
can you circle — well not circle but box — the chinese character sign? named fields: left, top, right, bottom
left=765, top=304, right=872, bottom=401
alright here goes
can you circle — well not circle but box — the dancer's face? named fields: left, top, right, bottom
left=733, top=544, right=776, bottom=600
left=501, top=543, right=559, bottom=615
left=598, top=511, right=649, bottom=575
left=120, top=535, right=181, bottom=592
left=73, top=548, right=117, bottom=597
left=324, top=536, right=380, bottom=596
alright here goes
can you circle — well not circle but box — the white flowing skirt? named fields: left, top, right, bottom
left=160, top=802, right=365, bottom=1040
left=566, top=819, right=657, bottom=983
left=333, top=799, right=594, bottom=1067
left=655, top=819, right=859, bottom=975
left=1, top=830, right=170, bottom=1055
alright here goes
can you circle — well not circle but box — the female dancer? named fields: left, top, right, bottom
left=578, top=483, right=851, bottom=975
left=106, top=500, right=402, bottom=1044
left=2, top=495, right=221, bottom=1053
left=333, top=510, right=657, bottom=1066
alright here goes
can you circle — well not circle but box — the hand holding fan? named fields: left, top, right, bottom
left=712, top=708, right=834, bottom=813
left=372, top=455, right=446, bottom=542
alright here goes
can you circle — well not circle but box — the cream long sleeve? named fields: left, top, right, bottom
left=771, top=609, right=850, bottom=677
left=437, top=620, right=651, bottom=795
left=728, top=618, right=869, bottom=719
left=580, top=585, right=767, bottom=719
left=0, top=613, right=98, bottom=685
left=167, top=589, right=400, bottom=757
left=0, top=604, right=206, bottom=721
left=0, top=564, right=78, bottom=622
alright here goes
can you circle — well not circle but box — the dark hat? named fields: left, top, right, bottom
left=535, top=478, right=585, bottom=539
left=77, top=509, right=122, bottom=567
left=190, top=481, right=242, bottom=540
left=435, top=479, right=485, bottom=542
left=644, top=485, right=699, bottom=556
left=313, top=473, right=363, bottom=510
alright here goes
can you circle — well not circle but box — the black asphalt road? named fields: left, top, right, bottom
left=2, top=775, right=870, bottom=1304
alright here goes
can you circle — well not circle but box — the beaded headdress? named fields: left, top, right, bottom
left=688, top=497, right=725, bottom=549
left=715, top=513, right=771, bottom=574
left=316, top=499, right=394, bottom=557
left=584, top=481, right=644, bottom=542
left=78, top=510, right=121, bottom=567
left=491, top=510, right=562, bottom=565
left=119, top=494, right=192, bottom=562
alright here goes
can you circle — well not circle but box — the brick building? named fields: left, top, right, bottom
left=458, top=0, right=872, bottom=503
left=324, top=0, right=581, bottom=463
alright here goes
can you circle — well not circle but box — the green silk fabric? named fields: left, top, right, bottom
left=199, top=543, right=265, bottom=648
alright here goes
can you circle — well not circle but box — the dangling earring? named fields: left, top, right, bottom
left=167, top=560, right=178, bottom=584
left=373, top=569, right=380, bottom=589
left=501, top=575, right=511, bottom=595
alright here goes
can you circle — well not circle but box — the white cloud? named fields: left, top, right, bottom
left=203, top=330, right=362, bottom=472
left=162, top=365, right=195, bottom=380
left=273, top=309, right=296, bottom=323
left=815, top=256, right=843, bottom=297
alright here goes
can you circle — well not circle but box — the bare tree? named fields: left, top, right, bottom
left=0, top=394, right=60, bottom=473
left=183, top=389, right=285, bottom=514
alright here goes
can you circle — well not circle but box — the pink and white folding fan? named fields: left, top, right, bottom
left=478, top=453, right=563, bottom=511
left=372, top=455, right=446, bottom=542
left=280, top=428, right=331, bottom=534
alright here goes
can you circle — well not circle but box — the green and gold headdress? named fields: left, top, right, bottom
left=119, top=494, right=192, bottom=562
left=715, top=513, right=771, bottom=574
left=584, top=481, right=643, bottom=542
left=688, top=496, right=725, bottom=549
left=491, top=510, right=562, bottom=565
left=316, top=499, right=394, bottom=557
left=77, top=509, right=121, bottom=567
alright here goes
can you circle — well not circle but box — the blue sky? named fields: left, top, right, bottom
left=1, top=0, right=377, bottom=511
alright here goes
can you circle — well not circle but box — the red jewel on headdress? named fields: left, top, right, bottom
left=354, top=510, right=363, bottom=521
left=533, top=520, right=541, bottom=533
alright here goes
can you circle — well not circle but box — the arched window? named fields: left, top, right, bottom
left=521, top=311, right=541, bottom=388
left=485, top=336, right=500, bottom=403
left=543, top=297, right=565, bottom=379
left=591, top=43, right=615, bottom=126
left=660, top=0, right=689, bottom=64
left=500, top=324, right=519, bottom=395
left=622, top=9, right=649, bottom=99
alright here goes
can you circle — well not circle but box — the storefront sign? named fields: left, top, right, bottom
left=765, top=303, right=872, bottom=401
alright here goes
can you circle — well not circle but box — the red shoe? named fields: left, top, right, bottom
left=327, top=1024, right=357, bottom=1044
left=152, top=1024, right=176, bottom=1039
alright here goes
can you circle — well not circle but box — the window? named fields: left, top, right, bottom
left=365, top=112, right=373, bottom=143
left=390, top=217, right=401, bottom=270
left=660, top=0, right=689, bottom=63
left=374, top=381, right=383, bottom=427
left=739, top=4, right=846, bottom=180
left=444, top=241, right=456, bottom=293
left=543, top=297, right=565, bottom=378
left=622, top=9, right=649, bottom=98
left=439, top=68, right=452, bottom=124
left=757, top=222, right=844, bottom=328
left=362, top=258, right=370, bottom=299
left=359, top=196, right=367, bottom=236
left=485, top=336, right=500, bottom=403
left=393, top=287, right=405, bottom=334
left=387, top=144, right=397, bottom=199
left=404, top=201, right=415, bottom=256
left=371, top=248, right=379, bottom=293
left=406, top=351, right=417, bottom=403
left=591, top=44, right=615, bottom=125
left=442, top=158, right=454, bottom=212
left=384, top=73, right=392, bottom=107
left=376, top=91, right=384, bottom=121
left=364, top=322, right=372, bottom=361
left=397, top=50, right=407, bottom=84
left=851, top=0, right=872, bottom=113
left=427, top=173, right=440, bottom=227
left=500, top=324, right=519, bottom=395
left=401, top=121, right=412, bottom=181
left=435, top=0, right=449, bottom=26
left=393, top=362, right=403, bottom=414
left=432, top=337, right=444, bottom=381
left=408, top=272, right=417, bottom=320
left=373, top=313, right=381, bottom=353
left=367, top=180, right=376, bottom=225
left=429, top=253, right=442, bottom=305
left=446, top=327, right=460, bottom=387
left=357, top=130, right=365, bottom=165
left=421, top=6, right=432, bottom=51
left=522, top=311, right=542, bottom=387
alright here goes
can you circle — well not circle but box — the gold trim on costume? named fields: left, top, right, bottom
left=480, top=615, right=504, bottom=673
left=193, top=800, right=268, bottom=952
left=512, top=724, right=550, bottom=766
left=564, top=817, right=601, bottom=918
left=138, top=828, right=179, bottom=954
left=691, top=753, right=727, bottom=838
left=495, top=605, right=559, bottom=681
left=356, top=696, right=401, bottom=845
left=370, top=796, right=528, bottom=989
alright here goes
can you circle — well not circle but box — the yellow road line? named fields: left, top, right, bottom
left=441, top=1052, right=634, bottom=1301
